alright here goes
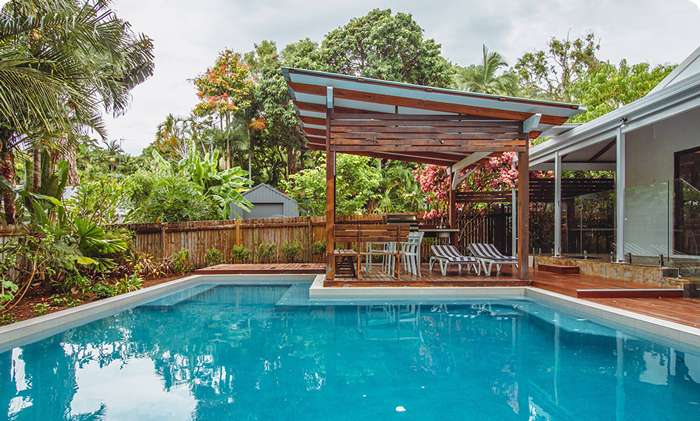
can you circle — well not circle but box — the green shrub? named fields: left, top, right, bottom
left=256, top=243, right=276, bottom=263
left=50, top=294, right=82, bottom=308
left=204, top=247, right=225, bottom=267
left=34, top=303, right=50, bottom=316
left=280, top=241, right=302, bottom=263
left=311, top=240, right=326, bottom=256
left=54, top=274, right=91, bottom=295
left=92, top=282, right=116, bottom=298
left=114, top=274, right=144, bottom=295
left=230, top=245, right=251, bottom=264
left=173, top=248, right=194, bottom=274
left=0, top=314, right=16, bottom=326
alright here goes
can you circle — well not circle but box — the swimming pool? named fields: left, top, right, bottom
left=2, top=283, right=700, bottom=420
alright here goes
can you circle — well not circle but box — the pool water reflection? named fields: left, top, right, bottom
left=1, top=285, right=699, bottom=420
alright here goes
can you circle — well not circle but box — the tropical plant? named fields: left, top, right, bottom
left=113, top=274, right=143, bottom=295
left=204, top=247, right=225, bottom=266
left=173, top=248, right=194, bottom=274
left=193, top=49, right=256, bottom=170
left=230, top=245, right=251, bottom=263
left=177, top=140, right=253, bottom=219
left=92, top=282, right=115, bottom=298
left=280, top=241, right=303, bottom=263
left=310, top=240, right=326, bottom=257
left=455, top=45, right=519, bottom=96
left=376, top=164, right=426, bottom=213
left=34, top=302, right=49, bottom=316
left=0, top=0, right=154, bottom=225
left=256, top=243, right=276, bottom=263
left=282, top=154, right=382, bottom=216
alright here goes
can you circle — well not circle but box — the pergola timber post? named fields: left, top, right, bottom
left=325, top=87, right=335, bottom=280
left=449, top=169, right=457, bottom=246
left=554, top=151, right=562, bottom=257
left=517, top=141, right=530, bottom=280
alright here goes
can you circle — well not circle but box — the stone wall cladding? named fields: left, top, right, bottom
left=534, top=256, right=690, bottom=289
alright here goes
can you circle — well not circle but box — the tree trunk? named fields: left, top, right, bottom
left=1, top=149, right=16, bottom=225
left=65, top=147, right=79, bottom=185
left=246, top=125, right=252, bottom=181
left=32, top=145, right=41, bottom=193
left=288, top=147, right=297, bottom=176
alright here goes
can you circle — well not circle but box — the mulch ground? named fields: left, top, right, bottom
left=2, top=273, right=192, bottom=324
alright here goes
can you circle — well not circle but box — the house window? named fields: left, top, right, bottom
left=674, top=146, right=700, bottom=255
left=675, top=146, right=700, bottom=189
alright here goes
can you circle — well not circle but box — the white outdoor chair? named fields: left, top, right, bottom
left=429, top=245, right=480, bottom=276
left=400, top=231, right=424, bottom=277
left=468, top=243, right=518, bottom=276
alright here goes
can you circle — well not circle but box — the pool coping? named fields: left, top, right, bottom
left=0, top=274, right=316, bottom=354
left=309, top=275, right=700, bottom=351
left=1, top=273, right=699, bottom=354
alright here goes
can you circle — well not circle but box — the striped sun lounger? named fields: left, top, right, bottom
left=429, top=245, right=480, bottom=276
left=468, top=243, right=518, bottom=276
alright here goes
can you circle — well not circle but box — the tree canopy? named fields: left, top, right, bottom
left=321, top=9, right=454, bottom=87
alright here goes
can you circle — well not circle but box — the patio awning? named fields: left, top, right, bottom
left=282, top=67, right=585, bottom=167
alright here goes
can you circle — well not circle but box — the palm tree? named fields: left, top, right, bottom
left=455, top=45, right=519, bottom=96
left=0, top=0, right=154, bottom=224
left=104, top=139, right=124, bottom=173
left=211, top=121, right=249, bottom=170
left=155, top=114, right=189, bottom=159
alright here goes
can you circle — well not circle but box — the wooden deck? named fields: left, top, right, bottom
left=194, top=263, right=325, bottom=275
left=531, top=269, right=685, bottom=299
left=324, top=263, right=529, bottom=287
left=587, top=297, right=700, bottom=329
left=191, top=262, right=700, bottom=329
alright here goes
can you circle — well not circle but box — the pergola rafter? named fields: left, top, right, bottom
left=283, top=67, right=584, bottom=281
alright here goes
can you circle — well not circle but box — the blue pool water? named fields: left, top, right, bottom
left=2, top=284, right=700, bottom=420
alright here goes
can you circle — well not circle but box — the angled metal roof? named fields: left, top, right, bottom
left=282, top=67, right=585, bottom=167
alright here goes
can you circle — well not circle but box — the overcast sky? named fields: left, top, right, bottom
left=104, top=0, right=700, bottom=155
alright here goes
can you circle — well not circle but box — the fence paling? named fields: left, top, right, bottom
left=106, top=214, right=415, bottom=268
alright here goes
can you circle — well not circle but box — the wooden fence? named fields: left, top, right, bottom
left=112, top=214, right=416, bottom=268
left=0, top=214, right=445, bottom=269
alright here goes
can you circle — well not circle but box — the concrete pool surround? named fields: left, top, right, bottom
left=1, top=273, right=699, bottom=355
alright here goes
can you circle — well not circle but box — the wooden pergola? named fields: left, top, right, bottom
left=283, top=68, right=584, bottom=281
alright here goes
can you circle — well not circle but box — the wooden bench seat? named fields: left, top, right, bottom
left=334, top=224, right=410, bottom=280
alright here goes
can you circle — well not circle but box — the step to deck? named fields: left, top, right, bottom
left=538, top=264, right=579, bottom=274
left=195, top=263, right=325, bottom=275
left=575, top=288, right=684, bottom=299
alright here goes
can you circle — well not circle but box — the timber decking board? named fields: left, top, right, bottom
left=587, top=298, right=700, bottom=329
left=194, top=263, right=325, bottom=275
left=538, top=264, right=579, bottom=274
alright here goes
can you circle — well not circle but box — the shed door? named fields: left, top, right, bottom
left=248, top=203, right=284, bottom=219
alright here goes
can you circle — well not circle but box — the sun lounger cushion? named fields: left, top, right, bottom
left=468, top=243, right=517, bottom=262
left=432, top=245, right=478, bottom=263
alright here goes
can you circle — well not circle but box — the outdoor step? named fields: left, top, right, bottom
left=538, top=264, right=579, bottom=274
